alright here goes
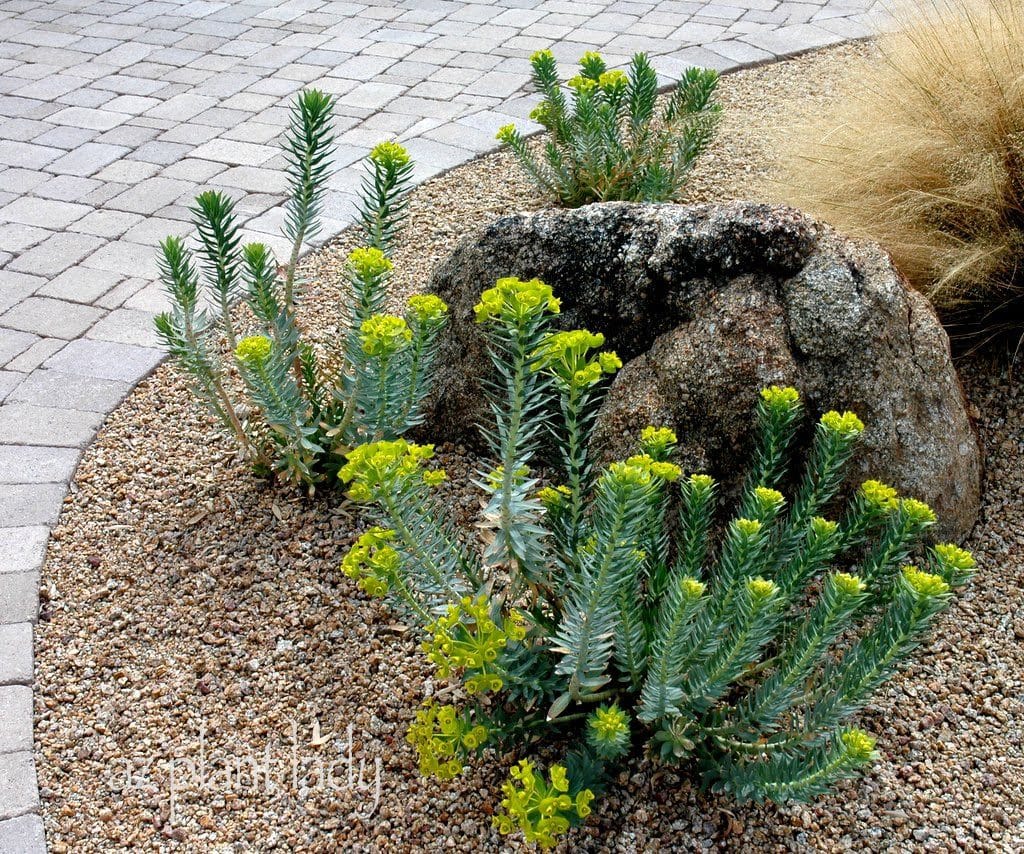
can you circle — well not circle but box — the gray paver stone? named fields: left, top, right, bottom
left=123, top=281, right=173, bottom=313
left=33, top=175, right=104, bottom=203
left=0, top=444, right=79, bottom=484
left=0, top=224, right=49, bottom=255
left=47, top=142, right=130, bottom=177
left=215, top=165, right=288, bottom=194
left=0, top=751, right=38, bottom=820
left=68, top=209, right=143, bottom=240
left=106, top=175, right=194, bottom=213
left=0, top=812, right=46, bottom=854
left=92, top=158, right=162, bottom=184
left=36, top=267, right=123, bottom=304
left=95, top=277, right=149, bottom=310
left=0, top=373, right=21, bottom=403
left=0, top=197, right=91, bottom=229
left=0, top=330, right=37, bottom=367
left=0, top=402, right=104, bottom=447
left=0, top=273, right=44, bottom=316
left=81, top=239, right=159, bottom=280
left=0, top=685, right=32, bottom=752
left=709, top=38, right=776, bottom=64
left=7, top=232, right=104, bottom=277
left=0, top=572, right=39, bottom=624
left=0, top=527, right=48, bottom=576
left=0, top=140, right=63, bottom=170
left=0, top=482, right=66, bottom=529
left=87, top=307, right=161, bottom=349
left=0, top=623, right=32, bottom=685
left=4, top=339, right=66, bottom=374
left=48, top=105, right=127, bottom=131
left=0, top=297, right=105, bottom=340
left=741, top=22, right=845, bottom=54
left=43, top=337, right=164, bottom=382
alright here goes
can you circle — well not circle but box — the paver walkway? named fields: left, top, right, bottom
left=0, top=0, right=886, bottom=848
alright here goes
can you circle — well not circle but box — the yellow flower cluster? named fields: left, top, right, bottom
left=932, top=542, right=976, bottom=586
left=760, top=385, right=800, bottom=409
left=933, top=543, right=975, bottom=573
left=566, top=74, right=597, bottom=94
left=405, top=701, right=487, bottom=780
left=733, top=517, right=763, bottom=538
left=625, top=453, right=682, bottom=482
left=533, top=328, right=621, bottom=390
left=339, top=439, right=438, bottom=502
left=860, top=479, right=899, bottom=511
left=688, top=473, right=715, bottom=492
left=528, top=102, right=553, bottom=126
left=495, top=123, right=517, bottom=144
left=607, top=460, right=653, bottom=487
left=536, top=484, right=571, bottom=510
left=406, top=293, right=448, bottom=325
left=493, top=760, right=595, bottom=849
left=348, top=245, right=392, bottom=279
left=369, top=140, right=411, bottom=168
left=841, top=728, right=878, bottom=762
left=640, top=425, right=677, bottom=459
left=422, top=469, right=447, bottom=486
left=340, top=527, right=398, bottom=597
left=832, top=571, right=867, bottom=596
left=590, top=705, right=629, bottom=741
left=901, top=565, right=950, bottom=597
left=810, top=516, right=839, bottom=539
left=473, top=277, right=560, bottom=324
left=752, top=485, right=785, bottom=514
left=587, top=704, right=631, bottom=759
left=900, top=497, right=936, bottom=526
left=747, top=576, right=778, bottom=601
left=820, top=410, right=865, bottom=436
left=234, top=334, right=272, bottom=364
left=360, top=314, right=411, bottom=357
left=598, top=69, right=627, bottom=93
left=850, top=485, right=938, bottom=559
left=422, top=596, right=527, bottom=695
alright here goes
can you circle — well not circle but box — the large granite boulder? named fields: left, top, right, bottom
left=425, top=202, right=981, bottom=541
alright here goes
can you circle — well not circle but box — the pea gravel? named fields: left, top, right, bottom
left=35, top=42, right=1024, bottom=852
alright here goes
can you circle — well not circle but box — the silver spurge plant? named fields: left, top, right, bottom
left=155, top=90, right=446, bottom=488
left=497, top=49, right=722, bottom=206
left=340, top=278, right=975, bottom=848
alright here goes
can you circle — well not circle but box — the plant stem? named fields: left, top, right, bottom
left=214, top=378, right=260, bottom=463
left=563, top=383, right=586, bottom=553
left=374, top=352, right=391, bottom=437
left=334, top=372, right=362, bottom=446
left=397, top=332, right=427, bottom=429
left=497, top=328, right=530, bottom=583
left=384, top=567, right=432, bottom=625
left=382, top=492, right=462, bottom=606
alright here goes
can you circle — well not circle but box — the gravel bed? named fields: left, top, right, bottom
left=35, top=41, right=1024, bottom=852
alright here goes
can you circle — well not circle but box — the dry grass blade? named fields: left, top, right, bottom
left=775, top=0, right=1024, bottom=352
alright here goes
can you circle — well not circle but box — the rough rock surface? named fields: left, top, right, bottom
left=426, top=202, right=981, bottom=540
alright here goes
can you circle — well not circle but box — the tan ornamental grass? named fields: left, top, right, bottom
left=776, top=0, right=1024, bottom=348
